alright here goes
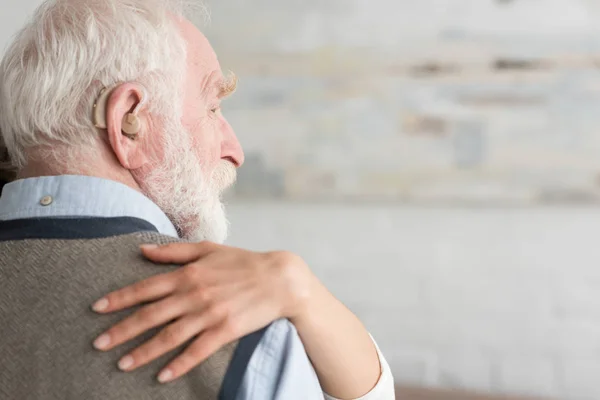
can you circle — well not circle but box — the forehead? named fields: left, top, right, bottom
left=177, top=18, right=220, bottom=76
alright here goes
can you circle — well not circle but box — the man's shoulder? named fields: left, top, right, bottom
left=0, top=221, right=243, bottom=399
left=0, top=217, right=185, bottom=285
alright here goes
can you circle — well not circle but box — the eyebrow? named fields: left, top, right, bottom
left=216, top=71, right=238, bottom=99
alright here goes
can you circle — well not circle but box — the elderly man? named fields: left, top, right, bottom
left=0, top=0, right=394, bottom=399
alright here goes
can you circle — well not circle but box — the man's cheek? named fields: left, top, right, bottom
left=194, top=131, right=222, bottom=165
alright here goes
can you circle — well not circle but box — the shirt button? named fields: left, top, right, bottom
left=40, top=195, right=53, bottom=206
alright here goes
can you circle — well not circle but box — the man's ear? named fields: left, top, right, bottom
left=99, top=83, right=150, bottom=170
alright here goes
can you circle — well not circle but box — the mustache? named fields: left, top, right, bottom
left=210, top=159, right=237, bottom=191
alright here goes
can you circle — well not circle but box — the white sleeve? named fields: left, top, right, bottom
left=323, top=335, right=395, bottom=400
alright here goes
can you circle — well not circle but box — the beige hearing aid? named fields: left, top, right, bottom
left=93, top=84, right=148, bottom=139
left=122, top=113, right=141, bottom=136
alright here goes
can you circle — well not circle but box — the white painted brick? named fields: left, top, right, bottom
left=437, top=349, right=493, bottom=393
left=555, top=320, right=600, bottom=356
left=386, top=349, right=439, bottom=387
left=322, top=267, right=423, bottom=313
left=360, top=315, right=439, bottom=354
left=554, top=278, right=600, bottom=319
left=424, top=275, right=552, bottom=318
left=562, top=359, right=600, bottom=400
left=499, top=358, right=557, bottom=398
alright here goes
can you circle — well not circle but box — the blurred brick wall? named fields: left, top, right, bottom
left=204, top=0, right=600, bottom=204
left=208, top=1, right=600, bottom=398
left=227, top=203, right=600, bottom=399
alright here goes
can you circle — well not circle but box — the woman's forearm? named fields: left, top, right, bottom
left=290, top=275, right=381, bottom=399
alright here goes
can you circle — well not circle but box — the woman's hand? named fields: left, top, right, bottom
left=91, top=242, right=315, bottom=383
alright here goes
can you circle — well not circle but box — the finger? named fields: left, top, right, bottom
left=92, top=272, right=177, bottom=313
left=93, top=295, right=187, bottom=351
left=141, top=242, right=219, bottom=264
left=117, top=314, right=209, bottom=372
left=156, top=325, right=233, bottom=383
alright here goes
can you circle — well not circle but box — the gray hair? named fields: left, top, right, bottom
left=0, top=0, right=205, bottom=168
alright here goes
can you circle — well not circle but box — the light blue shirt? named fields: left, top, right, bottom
left=0, top=175, right=323, bottom=400
left=0, top=175, right=178, bottom=236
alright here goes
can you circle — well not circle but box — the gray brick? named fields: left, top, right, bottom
left=562, top=359, right=600, bottom=399
left=386, top=349, right=439, bottom=387
left=437, top=350, right=493, bottom=393
left=498, top=357, right=557, bottom=397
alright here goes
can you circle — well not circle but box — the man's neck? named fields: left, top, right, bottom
left=17, top=154, right=142, bottom=194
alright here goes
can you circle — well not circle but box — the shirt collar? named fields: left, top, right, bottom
left=0, top=175, right=179, bottom=237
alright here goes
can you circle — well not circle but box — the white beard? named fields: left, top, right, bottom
left=141, top=119, right=237, bottom=244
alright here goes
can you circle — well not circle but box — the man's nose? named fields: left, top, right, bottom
left=221, top=122, right=245, bottom=167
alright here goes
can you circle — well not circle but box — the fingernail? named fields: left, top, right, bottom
left=93, top=334, right=111, bottom=350
left=92, top=298, right=109, bottom=312
left=118, top=355, right=134, bottom=371
left=140, top=244, right=159, bottom=251
left=157, top=369, right=173, bottom=383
